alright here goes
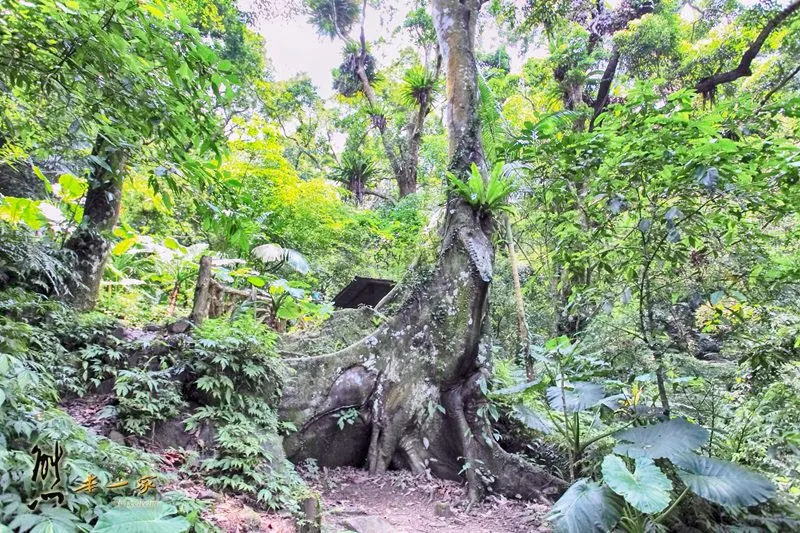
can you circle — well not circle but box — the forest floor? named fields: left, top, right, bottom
left=307, top=467, right=550, bottom=533
left=62, top=385, right=551, bottom=532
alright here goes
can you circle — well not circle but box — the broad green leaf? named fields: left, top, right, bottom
left=252, top=244, right=310, bottom=274
left=0, top=197, right=47, bottom=229
left=672, top=453, right=775, bottom=507
left=32, top=166, right=52, bottom=193
left=547, top=382, right=606, bottom=413
left=284, top=248, right=310, bottom=274
left=92, top=501, right=190, bottom=533
left=246, top=276, right=265, bottom=288
left=194, top=44, right=216, bottom=64
left=9, top=513, right=43, bottom=532
left=602, top=455, right=672, bottom=514
left=710, top=291, right=725, bottom=305
left=511, top=404, right=553, bottom=434
left=276, top=300, right=302, bottom=320
left=252, top=243, right=286, bottom=262
left=57, top=174, right=87, bottom=202
left=141, top=3, right=164, bottom=18
left=270, top=278, right=305, bottom=299
left=728, top=290, right=746, bottom=302
left=113, top=227, right=129, bottom=238
left=548, top=479, right=620, bottom=533
left=614, top=418, right=709, bottom=459
left=112, top=237, right=139, bottom=256
left=30, top=511, right=78, bottom=533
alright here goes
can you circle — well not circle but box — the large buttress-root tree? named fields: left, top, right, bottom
left=280, top=0, right=565, bottom=502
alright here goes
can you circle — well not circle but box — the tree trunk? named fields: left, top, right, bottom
left=354, top=0, right=404, bottom=188
left=396, top=91, right=432, bottom=198
left=63, top=136, right=127, bottom=310
left=397, top=56, right=441, bottom=198
left=352, top=0, right=443, bottom=199
left=279, top=0, right=566, bottom=503
left=505, top=216, right=532, bottom=378
left=167, top=281, right=180, bottom=317
left=190, top=255, right=213, bottom=325
left=348, top=177, right=365, bottom=204
left=397, top=168, right=417, bottom=197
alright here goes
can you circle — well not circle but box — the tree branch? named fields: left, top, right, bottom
left=363, top=188, right=393, bottom=201
left=589, top=48, right=620, bottom=130
left=355, top=0, right=403, bottom=180
left=760, top=63, right=800, bottom=106
left=695, top=0, right=800, bottom=96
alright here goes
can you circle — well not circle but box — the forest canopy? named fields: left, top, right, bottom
left=0, top=0, right=799, bottom=531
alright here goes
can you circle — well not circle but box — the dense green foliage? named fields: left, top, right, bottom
left=1, top=0, right=799, bottom=529
left=0, top=290, right=212, bottom=531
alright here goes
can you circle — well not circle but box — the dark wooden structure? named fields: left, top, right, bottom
left=332, top=277, right=395, bottom=308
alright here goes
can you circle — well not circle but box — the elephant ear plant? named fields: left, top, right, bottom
left=548, top=417, right=776, bottom=533
left=498, top=337, right=630, bottom=481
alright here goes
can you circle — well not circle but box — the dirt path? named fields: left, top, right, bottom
left=307, top=467, right=551, bottom=533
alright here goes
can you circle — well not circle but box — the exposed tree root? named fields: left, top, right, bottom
left=279, top=219, right=567, bottom=502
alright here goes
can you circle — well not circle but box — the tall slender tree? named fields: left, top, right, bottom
left=308, top=0, right=440, bottom=197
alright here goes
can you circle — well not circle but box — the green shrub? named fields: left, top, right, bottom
left=0, top=222, right=78, bottom=298
left=0, top=289, right=213, bottom=531
left=115, top=366, right=187, bottom=437
left=184, top=316, right=308, bottom=511
left=548, top=418, right=776, bottom=533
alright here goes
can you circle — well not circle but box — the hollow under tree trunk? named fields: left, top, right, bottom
left=279, top=0, right=566, bottom=503
left=63, top=137, right=127, bottom=311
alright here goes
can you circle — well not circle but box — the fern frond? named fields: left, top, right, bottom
left=447, top=162, right=517, bottom=214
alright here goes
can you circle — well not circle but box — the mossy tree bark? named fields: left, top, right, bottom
left=279, top=0, right=566, bottom=503
left=63, top=136, right=127, bottom=310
